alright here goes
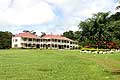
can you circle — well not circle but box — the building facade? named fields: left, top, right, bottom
left=12, top=32, right=78, bottom=49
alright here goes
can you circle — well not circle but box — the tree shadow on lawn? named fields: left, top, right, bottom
left=37, top=68, right=52, bottom=72
left=105, top=69, right=120, bottom=75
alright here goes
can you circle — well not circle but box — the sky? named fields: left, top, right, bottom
left=0, top=0, right=118, bottom=35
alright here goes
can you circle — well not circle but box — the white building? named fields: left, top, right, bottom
left=12, top=32, right=79, bottom=49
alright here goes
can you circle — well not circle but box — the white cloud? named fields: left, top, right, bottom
left=0, top=0, right=55, bottom=25
left=0, top=0, right=10, bottom=10
left=54, top=0, right=116, bottom=17
left=45, top=0, right=65, bottom=5
left=45, top=0, right=116, bottom=33
left=78, top=0, right=116, bottom=17
left=0, top=0, right=117, bottom=34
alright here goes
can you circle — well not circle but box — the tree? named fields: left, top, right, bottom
left=0, top=31, right=12, bottom=49
left=78, top=12, right=113, bottom=48
left=74, top=31, right=82, bottom=40
left=63, top=30, right=75, bottom=40
left=109, top=20, right=120, bottom=40
left=23, top=30, right=30, bottom=33
left=116, top=0, right=120, bottom=9
left=41, top=32, right=46, bottom=37
left=109, top=12, right=120, bottom=48
left=23, top=30, right=36, bottom=35
left=109, top=12, right=120, bottom=21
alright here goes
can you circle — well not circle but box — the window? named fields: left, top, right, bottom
left=14, top=44, right=18, bottom=47
left=15, top=39, right=17, bottom=42
left=55, top=39, right=57, bottom=42
left=29, top=38, right=32, bottom=41
left=37, top=39, right=40, bottom=42
left=58, top=40, right=60, bottom=42
left=28, top=44, right=32, bottom=47
left=33, top=39, right=37, bottom=42
left=52, top=39, right=54, bottom=42
left=40, top=39, right=43, bottom=42
left=22, top=38, right=27, bottom=41
left=48, top=39, right=50, bottom=42
left=67, top=45, right=69, bottom=48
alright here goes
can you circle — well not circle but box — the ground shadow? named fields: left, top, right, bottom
left=105, top=70, right=120, bottom=75
left=37, top=68, right=52, bottom=72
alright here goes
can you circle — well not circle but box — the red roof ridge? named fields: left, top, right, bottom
left=42, top=34, right=73, bottom=41
left=13, top=32, right=75, bottom=41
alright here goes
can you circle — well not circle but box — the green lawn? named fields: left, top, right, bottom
left=0, top=49, right=120, bottom=80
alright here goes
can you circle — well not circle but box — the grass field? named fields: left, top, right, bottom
left=0, top=49, right=120, bottom=80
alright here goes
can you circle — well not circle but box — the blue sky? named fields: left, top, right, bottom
left=0, top=0, right=118, bottom=35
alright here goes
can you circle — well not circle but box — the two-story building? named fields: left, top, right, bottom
left=12, top=32, right=78, bottom=49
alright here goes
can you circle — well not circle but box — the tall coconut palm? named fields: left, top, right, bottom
left=79, top=12, right=112, bottom=48
left=116, top=0, right=120, bottom=9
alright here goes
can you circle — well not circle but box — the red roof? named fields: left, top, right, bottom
left=14, top=32, right=38, bottom=38
left=13, top=32, right=74, bottom=41
left=42, top=34, right=73, bottom=41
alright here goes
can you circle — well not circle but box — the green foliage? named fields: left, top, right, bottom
left=109, top=20, right=120, bottom=40
left=0, top=31, right=12, bottom=49
left=109, top=12, right=120, bottom=21
left=63, top=30, right=82, bottom=41
left=23, top=30, right=36, bottom=35
left=77, top=12, right=120, bottom=49
left=63, top=30, right=75, bottom=40
left=41, top=32, right=46, bottom=37
left=116, top=0, right=120, bottom=9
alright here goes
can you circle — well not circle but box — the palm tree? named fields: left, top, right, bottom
left=79, top=12, right=111, bottom=48
left=116, top=0, right=120, bottom=9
